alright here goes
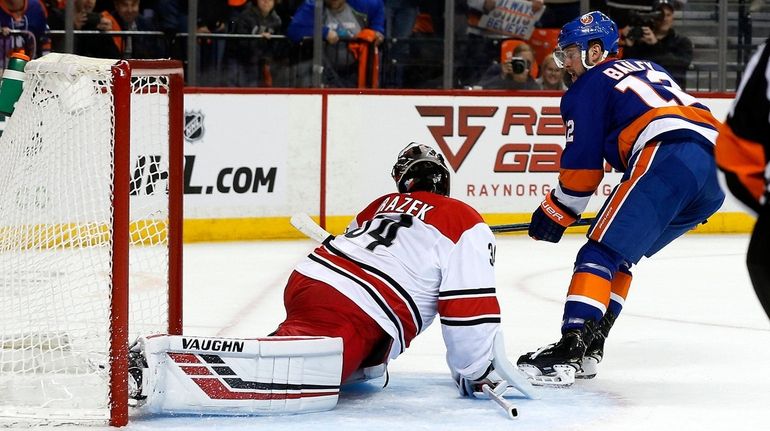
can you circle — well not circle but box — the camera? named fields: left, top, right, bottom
left=510, top=57, right=530, bottom=74
left=626, top=10, right=662, bottom=41
left=84, top=12, right=102, bottom=29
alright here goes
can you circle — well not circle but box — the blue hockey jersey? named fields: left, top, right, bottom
left=555, top=58, right=721, bottom=215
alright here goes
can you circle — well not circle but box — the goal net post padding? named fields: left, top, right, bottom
left=0, top=54, right=183, bottom=427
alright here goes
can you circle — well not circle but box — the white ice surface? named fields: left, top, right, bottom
left=61, top=234, right=770, bottom=430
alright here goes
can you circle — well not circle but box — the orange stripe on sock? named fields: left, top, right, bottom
left=568, top=272, right=611, bottom=306
left=611, top=271, right=632, bottom=301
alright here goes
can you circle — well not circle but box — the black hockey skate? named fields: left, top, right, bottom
left=517, top=321, right=598, bottom=386
left=578, top=311, right=617, bottom=379
left=128, top=342, right=148, bottom=406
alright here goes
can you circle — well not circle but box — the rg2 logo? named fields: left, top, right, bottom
left=415, top=105, right=566, bottom=173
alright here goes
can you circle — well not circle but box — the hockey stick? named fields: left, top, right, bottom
left=482, top=381, right=519, bottom=420
left=490, top=217, right=595, bottom=234
left=290, top=213, right=333, bottom=243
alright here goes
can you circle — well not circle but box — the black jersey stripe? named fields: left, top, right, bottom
left=222, top=377, right=339, bottom=391
left=440, top=316, right=501, bottom=326
left=324, top=242, right=424, bottom=332
left=308, top=253, right=405, bottom=353
left=438, top=287, right=496, bottom=298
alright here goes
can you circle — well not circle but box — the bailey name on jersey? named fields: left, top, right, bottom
left=602, top=60, right=656, bottom=80
left=375, top=195, right=434, bottom=220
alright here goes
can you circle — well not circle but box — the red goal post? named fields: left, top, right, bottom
left=0, top=55, right=183, bottom=427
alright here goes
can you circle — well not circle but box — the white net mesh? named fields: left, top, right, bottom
left=0, top=54, right=175, bottom=425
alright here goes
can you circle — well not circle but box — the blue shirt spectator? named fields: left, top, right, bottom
left=286, top=0, right=384, bottom=43
left=0, top=0, right=49, bottom=59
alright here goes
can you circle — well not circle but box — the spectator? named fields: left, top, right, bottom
left=287, top=0, right=384, bottom=44
left=621, top=0, right=692, bottom=88
left=274, top=0, right=304, bottom=34
left=461, top=0, right=544, bottom=86
left=154, top=1, right=239, bottom=84
left=401, top=8, right=443, bottom=88
left=601, top=0, right=655, bottom=28
left=536, top=53, right=567, bottom=90
left=72, top=0, right=121, bottom=58
left=0, top=0, right=49, bottom=60
left=475, top=41, right=541, bottom=90
left=102, top=0, right=161, bottom=58
left=227, top=0, right=283, bottom=86
left=287, top=0, right=385, bottom=87
left=384, top=0, right=419, bottom=87
left=537, top=0, right=579, bottom=28
left=154, top=0, right=235, bottom=35
left=43, top=0, right=64, bottom=30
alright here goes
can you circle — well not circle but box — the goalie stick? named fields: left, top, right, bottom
left=290, top=213, right=333, bottom=243
left=490, top=217, right=595, bottom=234
left=482, top=381, right=518, bottom=420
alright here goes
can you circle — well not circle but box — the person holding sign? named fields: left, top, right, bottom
left=515, top=11, right=724, bottom=386
left=461, top=0, right=544, bottom=85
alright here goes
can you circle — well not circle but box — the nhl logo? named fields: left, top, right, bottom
left=580, top=14, right=593, bottom=25
left=184, top=110, right=205, bottom=142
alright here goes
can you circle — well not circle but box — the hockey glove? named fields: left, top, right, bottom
left=529, top=191, right=579, bottom=243
left=453, top=364, right=496, bottom=398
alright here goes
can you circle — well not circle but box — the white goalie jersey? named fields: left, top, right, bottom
left=294, top=191, right=501, bottom=380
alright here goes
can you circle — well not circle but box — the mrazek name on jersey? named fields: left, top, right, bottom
left=375, top=196, right=434, bottom=220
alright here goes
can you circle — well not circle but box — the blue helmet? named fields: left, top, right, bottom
left=557, top=11, right=619, bottom=60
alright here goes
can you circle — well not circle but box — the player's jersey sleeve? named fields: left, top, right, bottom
left=438, top=221, right=500, bottom=380
left=555, top=79, right=609, bottom=214
left=716, top=41, right=770, bottom=213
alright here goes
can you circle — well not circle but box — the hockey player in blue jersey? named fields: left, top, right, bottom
left=516, top=11, right=725, bottom=385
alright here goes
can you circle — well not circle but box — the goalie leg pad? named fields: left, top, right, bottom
left=136, top=335, right=343, bottom=415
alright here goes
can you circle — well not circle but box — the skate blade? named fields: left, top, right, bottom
left=575, top=356, right=598, bottom=379
left=517, top=364, right=576, bottom=387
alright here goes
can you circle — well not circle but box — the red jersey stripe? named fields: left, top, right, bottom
left=438, top=296, right=501, bottom=319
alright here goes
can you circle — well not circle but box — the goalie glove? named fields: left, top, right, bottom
left=452, top=331, right=538, bottom=400
left=453, top=364, right=496, bottom=398
left=529, top=191, right=579, bottom=243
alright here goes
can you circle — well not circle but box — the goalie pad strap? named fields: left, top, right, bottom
left=139, top=335, right=343, bottom=415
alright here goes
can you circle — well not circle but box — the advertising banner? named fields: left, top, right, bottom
left=182, top=93, right=322, bottom=219
left=327, top=94, right=737, bottom=217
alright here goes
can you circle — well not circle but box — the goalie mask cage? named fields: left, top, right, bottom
left=0, top=54, right=183, bottom=427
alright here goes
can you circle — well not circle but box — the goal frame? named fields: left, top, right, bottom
left=110, top=59, right=184, bottom=427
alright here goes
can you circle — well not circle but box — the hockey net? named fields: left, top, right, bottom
left=0, top=54, right=183, bottom=426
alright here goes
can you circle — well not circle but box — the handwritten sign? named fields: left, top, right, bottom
left=476, top=0, right=545, bottom=39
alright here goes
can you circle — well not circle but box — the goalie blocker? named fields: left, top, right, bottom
left=130, top=335, right=344, bottom=415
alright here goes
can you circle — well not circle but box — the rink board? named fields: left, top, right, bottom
left=175, top=89, right=748, bottom=240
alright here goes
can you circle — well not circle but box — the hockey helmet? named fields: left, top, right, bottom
left=554, top=11, right=618, bottom=69
left=391, top=142, right=450, bottom=196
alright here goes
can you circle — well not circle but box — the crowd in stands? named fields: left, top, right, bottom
left=0, top=0, right=695, bottom=89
